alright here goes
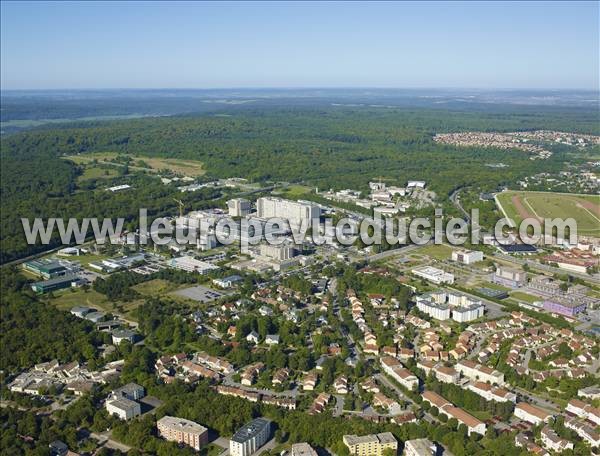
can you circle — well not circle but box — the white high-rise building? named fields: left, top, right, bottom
left=230, top=418, right=271, bottom=456
left=256, top=197, right=320, bottom=226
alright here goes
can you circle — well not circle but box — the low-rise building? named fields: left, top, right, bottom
left=456, top=360, right=504, bottom=385
left=291, top=443, right=318, bottom=456
left=403, top=438, right=436, bottom=456
left=157, top=415, right=209, bottom=451
left=451, top=249, right=484, bottom=265
left=514, top=403, right=553, bottom=425
left=540, top=426, right=573, bottom=453
left=343, top=432, right=398, bottom=456
left=412, top=266, right=454, bottom=285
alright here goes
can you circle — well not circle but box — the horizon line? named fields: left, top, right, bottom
left=2, top=86, right=599, bottom=93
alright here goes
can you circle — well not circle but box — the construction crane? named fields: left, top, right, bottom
left=173, top=198, right=185, bottom=218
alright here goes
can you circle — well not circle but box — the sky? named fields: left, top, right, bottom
left=1, top=1, right=598, bottom=90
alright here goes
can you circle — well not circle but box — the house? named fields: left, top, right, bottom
left=468, top=382, right=517, bottom=403
left=272, top=368, right=290, bottom=386
left=360, top=378, right=380, bottom=393
left=564, top=417, right=599, bottom=447
left=455, top=360, right=504, bottom=385
left=302, top=372, right=318, bottom=391
left=540, top=426, right=573, bottom=453
left=246, top=331, right=259, bottom=344
left=380, top=356, right=419, bottom=390
left=48, top=441, right=69, bottom=456
left=514, top=403, right=554, bottom=425
left=334, top=376, right=349, bottom=394
left=433, top=366, right=459, bottom=384
left=421, top=391, right=486, bottom=436
left=265, top=334, right=280, bottom=345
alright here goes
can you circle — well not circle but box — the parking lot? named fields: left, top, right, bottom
left=173, top=285, right=226, bottom=303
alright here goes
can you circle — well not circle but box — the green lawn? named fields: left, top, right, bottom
left=133, top=278, right=185, bottom=296
left=510, top=291, right=542, bottom=304
left=417, top=244, right=454, bottom=260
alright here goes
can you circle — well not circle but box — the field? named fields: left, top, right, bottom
left=495, top=190, right=600, bottom=236
left=63, top=152, right=205, bottom=177
left=49, top=288, right=144, bottom=322
left=416, top=244, right=455, bottom=260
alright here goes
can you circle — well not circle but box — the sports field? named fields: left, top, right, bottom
left=495, top=190, right=600, bottom=236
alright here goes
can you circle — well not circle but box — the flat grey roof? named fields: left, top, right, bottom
left=231, top=418, right=271, bottom=443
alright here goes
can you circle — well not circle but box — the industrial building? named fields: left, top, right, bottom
left=411, top=266, right=454, bottom=285
left=169, top=256, right=219, bottom=274
left=31, top=275, right=81, bottom=294
left=23, top=259, right=68, bottom=279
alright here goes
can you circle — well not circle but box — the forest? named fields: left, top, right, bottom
left=1, top=103, right=598, bottom=263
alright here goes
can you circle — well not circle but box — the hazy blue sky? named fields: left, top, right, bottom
left=1, top=1, right=598, bottom=90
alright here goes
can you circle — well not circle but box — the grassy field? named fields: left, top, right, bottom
left=132, top=278, right=186, bottom=296
left=63, top=152, right=205, bottom=177
left=276, top=184, right=313, bottom=199
left=496, top=190, right=600, bottom=236
left=78, top=166, right=119, bottom=181
left=49, top=288, right=144, bottom=321
left=510, top=291, right=542, bottom=304
left=417, top=244, right=454, bottom=260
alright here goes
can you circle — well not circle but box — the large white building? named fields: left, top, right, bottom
left=105, top=383, right=144, bottom=420
left=416, top=291, right=484, bottom=322
left=451, top=249, right=484, bottom=265
left=105, top=396, right=141, bottom=420
left=157, top=416, right=209, bottom=451
left=256, top=197, right=320, bottom=227
left=230, top=418, right=271, bottom=456
left=170, top=256, right=219, bottom=274
left=411, top=267, right=454, bottom=285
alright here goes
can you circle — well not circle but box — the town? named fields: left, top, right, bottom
left=4, top=183, right=599, bottom=456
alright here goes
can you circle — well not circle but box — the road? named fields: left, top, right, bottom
left=333, top=394, right=345, bottom=417
left=365, top=243, right=423, bottom=263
